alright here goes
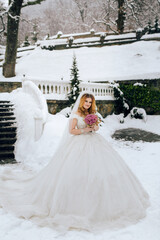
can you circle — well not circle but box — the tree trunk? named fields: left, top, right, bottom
left=3, top=0, right=23, bottom=78
left=116, top=0, right=125, bottom=34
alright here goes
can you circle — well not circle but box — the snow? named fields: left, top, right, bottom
left=133, top=82, right=146, bottom=87
left=73, top=37, right=100, bottom=43
left=39, top=39, right=68, bottom=47
left=141, top=33, right=160, bottom=40
left=130, top=107, right=147, bottom=122
left=50, top=31, right=96, bottom=39
left=1, top=40, right=160, bottom=83
left=0, top=88, right=160, bottom=240
left=105, top=32, right=136, bottom=40
left=0, top=0, right=7, bottom=7
left=0, top=39, right=160, bottom=239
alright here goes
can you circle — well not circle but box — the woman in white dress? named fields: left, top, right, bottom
left=0, top=92, right=150, bottom=232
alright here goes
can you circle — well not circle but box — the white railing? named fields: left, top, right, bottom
left=22, top=77, right=114, bottom=98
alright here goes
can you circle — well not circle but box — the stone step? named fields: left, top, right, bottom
left=0, top=126, right=17, bottom=132
left=0, top=120, right=16, bottom=127
left=0, top=104, right=14, bottom=108
left=0, top=107, right=15, bottom=112
left=0, top=116, right=16, bottom=121
left=0, top=101, right=10, bottom=104
left=0, top=151, right=15, bottom=160
left=0, top=132, right=16, bottom=138
left=0, top=144, right=15, bottom=151
left=0, top=100, right=13, bottom=104
left=0, top=137, right=16, bottom=144
left=0, top=158, right=17, bottom=164
left=0, top=111, right=14, bottom=116
left=0, top=101, right=17, bottom=164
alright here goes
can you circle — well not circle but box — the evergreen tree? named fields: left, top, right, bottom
left=155, top=16, right=159, bottom=32
left=68, top=54, right=81, bottom=106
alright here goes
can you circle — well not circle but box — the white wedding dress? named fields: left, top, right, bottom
left=0, top=113, right=150, bottom=232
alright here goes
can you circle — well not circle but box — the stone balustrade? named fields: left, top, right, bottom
left=22, top=78, right=114, bottom=98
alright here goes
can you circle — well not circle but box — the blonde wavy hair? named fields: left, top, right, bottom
left=78, top=93, right=96, bottom=116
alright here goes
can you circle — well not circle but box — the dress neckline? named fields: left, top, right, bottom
left=74, top=113, right=85, bottom=119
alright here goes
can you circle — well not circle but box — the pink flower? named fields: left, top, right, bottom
left=84, top=114, right=99, bottom=126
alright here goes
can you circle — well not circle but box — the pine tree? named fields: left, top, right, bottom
left=155, top=16, right=159, bottom=33
left=68, top=54, right=81, bottom=106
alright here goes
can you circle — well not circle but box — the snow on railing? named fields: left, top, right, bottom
left=22, top=77, right=114, bottom=98
left=22, top=79, right=48, bottom=141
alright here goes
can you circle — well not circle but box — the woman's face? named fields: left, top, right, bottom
left=83, top=97, right=92, bottom=110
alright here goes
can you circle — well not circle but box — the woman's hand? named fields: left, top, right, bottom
left=93, top=125, right=99, bottom=131
left=84, top=127, right=94, bottom=133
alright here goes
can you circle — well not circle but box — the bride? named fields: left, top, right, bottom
left=0, top=91, right=150, bottom=232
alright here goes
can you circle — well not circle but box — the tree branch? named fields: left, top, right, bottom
left=0, top=15, right=5, bottom=33
left=22, top=0, right=46, bottom=8
left=92, top=18, right=118, bottom=34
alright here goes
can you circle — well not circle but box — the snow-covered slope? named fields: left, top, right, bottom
left=1, top=40, right=160, bottom=82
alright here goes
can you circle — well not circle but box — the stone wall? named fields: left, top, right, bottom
left=47, top=99, right=115, bottom=118
left=96, top=100, right=115, bottom=117
left=47, top=100, right=69, bottom=115
left=0, top=81, right=22, bottom=93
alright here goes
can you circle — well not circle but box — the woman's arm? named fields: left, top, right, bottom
left=69, top=118, right=94, bottom=135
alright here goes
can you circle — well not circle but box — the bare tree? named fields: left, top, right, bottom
left=0, top=2, right=5, bottom=34
left=15, top=0, right=160, bottom=46
left=72, top=0, right=95, bottom=31
left=91, top=0, right=160, bottom=33
left=73, top=0, right=88, bottom=23
left=91, top=0, right=117, bottom=33
left=2, top=0, right=46, bottom=78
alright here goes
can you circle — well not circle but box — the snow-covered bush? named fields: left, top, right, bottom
left=117, top=113, right=125, bottom=123
left=130, top=107, right=147, bottom=122
left=136, top=28, right=143, bottom=40
left=100, top=33, right=106, bottom=44
left=117, top=83, right=160, bottom=115
left=56, top=31, right=63, bottom=38
left=90, top=29, right=95, bottom=35
left=133, top=82, right=146, bottom=87
left=111, top=82, right=130, bottom=117
left=68, top=36, right=74, bottom=47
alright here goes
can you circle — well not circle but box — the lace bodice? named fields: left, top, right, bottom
left=72, top=114, right=87, bottom=129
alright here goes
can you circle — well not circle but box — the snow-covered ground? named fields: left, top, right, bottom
left=0, top=89, right=160, bottom=240
left=1, top=40, right=160, bottom=82
left=0, top=39, right=160, bottom=239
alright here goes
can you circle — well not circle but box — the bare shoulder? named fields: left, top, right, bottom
left=75, top=111, right=81, bottom=116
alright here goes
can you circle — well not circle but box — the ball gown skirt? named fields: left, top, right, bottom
left=0, top=115, right=150, bottom=232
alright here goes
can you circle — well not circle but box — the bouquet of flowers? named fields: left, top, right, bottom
left=84, top=114, right=101, bottom=127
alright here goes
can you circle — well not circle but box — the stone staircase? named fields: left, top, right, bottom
left=0, top=101, right=17, bottom=164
